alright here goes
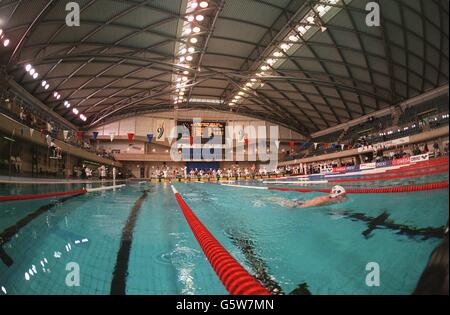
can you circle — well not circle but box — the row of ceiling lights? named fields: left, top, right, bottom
left=0, top=29, right=10, bottom=47
left=23, top=63, right=87, bottom=122
left=172, top=0, right=210, bottom=106
left=227, top=0, right=339, bottom=107
left=1, top=29, right=87, bottom=122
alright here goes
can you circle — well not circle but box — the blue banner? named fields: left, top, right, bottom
left=376, top=160, right=392, bottom=168
left=345, top=165, right=360, bottom=172
left=147, top=133, right=153, bottom=142
left=92, top=131, right=99, bottom=141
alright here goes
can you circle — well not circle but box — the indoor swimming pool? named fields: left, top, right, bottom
left=0, top=177, right=447, bottom=295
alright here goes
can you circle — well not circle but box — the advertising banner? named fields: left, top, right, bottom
left=392, top=157, right=410, bottom=166
left=357, top=136, right=410, bottom=153
left=345, top=165, right=360, bottom=172
left=333, top=166, right=347, bottom=173
left=359, top=162, right=376, bottom=170
left=410, top=153, right=429, bottom=163
left=376, top=160, right=392, bottom=168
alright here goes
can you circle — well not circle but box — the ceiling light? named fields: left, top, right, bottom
left=0, top=29, right=2, bottom=36
left=53, top=92, right=58, bottom=97
left=3, top=38, right=9, bottom=47
left=64, top=101, right=69, bottom=106
left=187, top=15, right=195, bottom=22
left=193, top=26, right=201, bottom=33
left=195, top=15, right=204, bottom=21
left=289, top=35, right=299, bottom=42
left=273, top=51, right=283, bottom=57
left=45, top=84, right=49, bottom=90
left=307, top=16, right=315, bottom=23
left=41, top=81, right=47, bottom=87
left=238, top=91, right=245, bottom=96
left=261, top=65, right=269, bottom=71
left=29, top=68, right=35, bottom=75
left=180, top=48, right=187, bottom=54
left=185, top=28, right=192, bottom=35
left=188, top=47, right=195, bottom=53
left=190, top=37, right=198, bottom=44
left=179, top=91, right=185, bottom=95
left=250, top=78, right=257, bottom=82
left=33, top=72, right=38, bottom=79
left=181, top=88, right=186, bottom=91
left=186, top=55, right=193, bottom=61
left=25, top=64, right=32, bottom=72
left=179, top=56, right=186, bottom=62
left=297, top=26, right=306, bottom=34
left=56, top=94, right=61, bottom=100
left=72, top=108, right=79, bottom=115
left=235, top=95, right=242, bottom=99
left=182, top=76, right=188, bottom=81
left=266, top=59, right=277, bottom=65
left=321, top=26, right=327, bottom=32
left=191, top=2, right=198, bottom=9
left=317, top=5, right=325, bottom=12
left=280, top=43, right=290, bottom=50
left=183, top=70, right=189, bottom=75
left=199, top=1, right=209, bottom=8
left=246, top=82, right=253, bottom=87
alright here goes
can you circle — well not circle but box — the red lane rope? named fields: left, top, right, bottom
left=268, top=181, right=449, bottom=194
left=171, top=186, right=270, bottom=295
left=0, top=189, right=87, bottom=202
left=328, top=168, right=448, bottom=183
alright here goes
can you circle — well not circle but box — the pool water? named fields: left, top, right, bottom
left=0, top=179, right=447, bottom=295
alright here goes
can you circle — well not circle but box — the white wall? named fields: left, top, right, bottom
left=91, top=110, right=305, bottom=141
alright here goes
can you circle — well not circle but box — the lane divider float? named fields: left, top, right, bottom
left=220, top=181, right=449, bottom=194
left=170, top=185, right=270, bottom=295
left=0, top=185, right=126, bottom=202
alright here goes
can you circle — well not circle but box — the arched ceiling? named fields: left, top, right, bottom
left=0, top=0, right=448, bottom=136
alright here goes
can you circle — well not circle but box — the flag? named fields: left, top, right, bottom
left=288, top=141, right=295, bottom=151
left=92, top=131, right=99, bottom=141
left=341, top=144, right=345, bottom=150
left=76, top=131, right=84, bottom=139
left=127, top=133, right=134, bottom=142
left=110, top=133, right=115, bottom=142
left=63, top=130, right=69, bottom=140
left=314, top=143, right=318, bottom=150
left=29, top=128, right=34, bottom=137
left=147, top=133, right=153, bottom=143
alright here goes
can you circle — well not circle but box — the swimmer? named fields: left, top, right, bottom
left=296, top=185, right=347, bottom=208
left=268, top=186, right=347, bottom=209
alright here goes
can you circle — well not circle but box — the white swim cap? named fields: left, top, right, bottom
left=330, top=185, right=346, bottom=197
